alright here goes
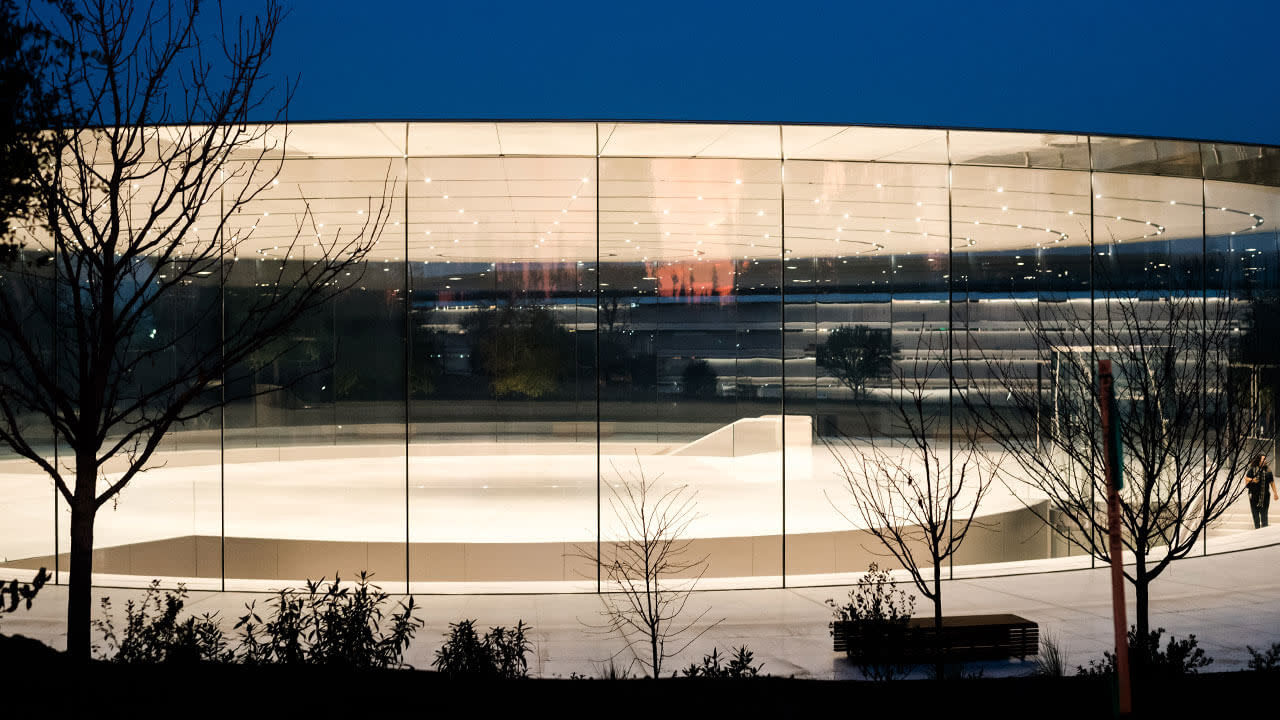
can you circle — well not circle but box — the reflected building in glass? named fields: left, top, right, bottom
left=2, top=122, right=1278, bottom=591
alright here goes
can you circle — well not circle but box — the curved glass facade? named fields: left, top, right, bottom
left=2, top=122, right=1278, bottom=591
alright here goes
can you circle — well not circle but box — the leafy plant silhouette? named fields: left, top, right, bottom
left=432, top=618, right=533, bottom=678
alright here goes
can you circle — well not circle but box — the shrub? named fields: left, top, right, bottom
left=1247, top=642, right=1280, bottom=671
left=432, top=619, right=533, bottom=679
left=1077, top=626, right=1212, bottom=678
left=234, top=572, right=422, bottom=670
left=92, top=581, right=231, bottom=664
left=826, top=562, right=917, bottom=681
left=681, top=646, right=764, bottom=678
left=1033, top=632, right=1068, bottom=677
left=593, top=657, right=634, bottom=679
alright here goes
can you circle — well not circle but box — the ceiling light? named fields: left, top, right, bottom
left=996, top=187, right=1004, bottom=193
left=424, top=177, right=432, bottom=183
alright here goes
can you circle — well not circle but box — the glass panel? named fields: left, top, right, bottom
left=0, top=241, right=59, bottom=581
left=785, top=159, right=950, bottom=583
left=1202, top=143, right=1280, bottom=187
left=782, top=125, right=949, bottom=164
left=407, top=122, right=597, bottom=158
left=599, top=155, right=782, bottom=587
left=88, top=260, right=222, bottom=588
left=949, top=130, right=1091, bottom=170
left=272, top=122, right=407, bottom=159
left=1091, top=136, right=1203, bottom=177
left=223, top=154, right=407, bottom=589
left=408, top=155, right=596, bottom=588
left=1206, top=179, right=1280, bottom=539
left=951, top=165, right=1094, bottom=564
left=599, top=123, right=781, bottom=159
left=1092, top=172, right=1205, bottom=560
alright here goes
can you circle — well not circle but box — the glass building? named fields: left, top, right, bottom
left=2, top=122, right=1277, bottom=592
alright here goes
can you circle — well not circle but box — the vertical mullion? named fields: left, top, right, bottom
left=1200, top=172, right=1208, bottom=557
left=595, top=125, right=602, bottom=594
left=946, top=133, right=954, bottom=580
left=1088, top=139, right=1097, bottom=569
left=219, top=184, right=226, bottom=591
left=779, top=129, right=787, bottom=587
left=404, top=123, right=411, bottom=594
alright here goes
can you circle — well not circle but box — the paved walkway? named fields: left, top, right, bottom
left=3, top=534, right=1278, bottom=679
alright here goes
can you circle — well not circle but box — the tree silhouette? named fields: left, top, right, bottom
left=461, top=304, right=572, bottom=398
left=960, top=284, right=1271, bottom=655
left=817, top=325, right=899, bottom=400
left=0, top=0, right=63, bottom=262
left=681, top=359, right=717, bottom=399
left=0, top=0, right=391, bottom=660
left=823, top=330, right=993, bottom=679
left=576, top=457, right=718, bottom=678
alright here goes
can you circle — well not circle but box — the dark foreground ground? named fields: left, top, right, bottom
left=0, top=634, right=1264, bottom=717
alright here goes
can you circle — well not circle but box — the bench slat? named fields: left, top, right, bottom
left=831, top=615, right=1038, bottom=661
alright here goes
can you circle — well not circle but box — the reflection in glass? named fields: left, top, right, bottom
left=1, top=124, right=1277, bottom=591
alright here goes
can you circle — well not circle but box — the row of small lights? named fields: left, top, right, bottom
left=239, top=181, right=1266, bottom=260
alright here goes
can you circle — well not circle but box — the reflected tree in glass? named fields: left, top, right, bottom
left=817, top=325, right=900, bottom=401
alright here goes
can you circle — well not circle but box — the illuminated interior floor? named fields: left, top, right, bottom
left=0, top=423, right=1262, bottom=580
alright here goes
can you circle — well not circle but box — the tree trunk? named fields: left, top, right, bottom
left=1133, top=560, right=1150, bottom=668
left=66, top=496, right=96, bottom=661
left=651, top=633, right=659, bottom=678
left=933, top=563, right=944, bottom=681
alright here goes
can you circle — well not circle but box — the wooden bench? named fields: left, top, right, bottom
left=833, top=613, right=1038, bottom=663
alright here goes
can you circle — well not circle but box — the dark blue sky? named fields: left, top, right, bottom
left=269, top=0, right=1280, bottom=145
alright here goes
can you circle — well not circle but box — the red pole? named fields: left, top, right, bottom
left=1099, top=359, right=1132, bottom=715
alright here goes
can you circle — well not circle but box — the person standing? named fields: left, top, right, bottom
left=1246, top=454, right=1279, bottom=529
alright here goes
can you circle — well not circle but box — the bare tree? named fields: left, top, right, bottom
left=959, top=281, right=1270, bottom=655
left=577, top=457, right=719, bottom=678
left=0, top=0, right=393, bottom=660
left=822, top=329, right=994, bottom=679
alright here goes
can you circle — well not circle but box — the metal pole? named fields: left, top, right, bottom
left=1098, top=358, right=1131, bottom=715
